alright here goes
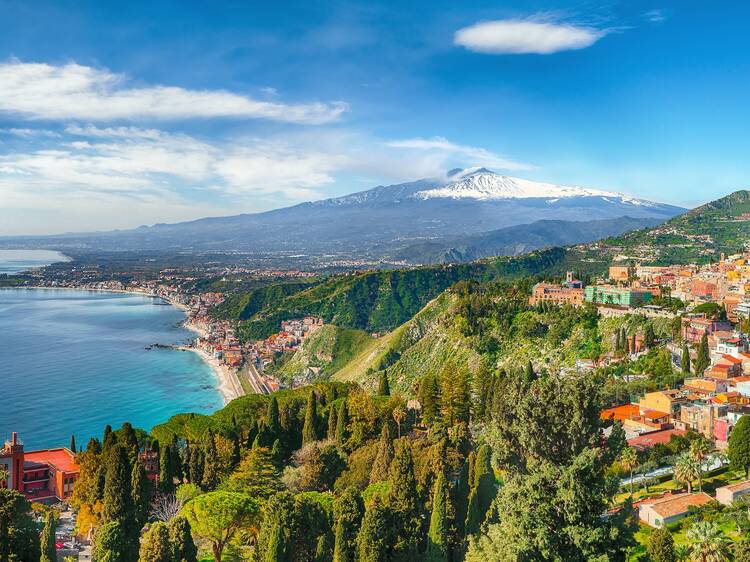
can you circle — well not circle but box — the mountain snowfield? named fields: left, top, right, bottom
left=412, top=168, right=651, bottom=205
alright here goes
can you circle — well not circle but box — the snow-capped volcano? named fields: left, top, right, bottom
left=413, top=168, right=648, bottom=204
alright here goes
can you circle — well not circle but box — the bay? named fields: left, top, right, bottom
left=0, top=288, right=223, bottom=450
left=0, top=249, right=70, bottom=274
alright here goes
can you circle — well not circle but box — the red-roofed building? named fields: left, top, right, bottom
left=0, top=433, right=79, bottom=503
left=600, top=404, right=640, bottom=422
left=627, top=428, right=686, bottom=451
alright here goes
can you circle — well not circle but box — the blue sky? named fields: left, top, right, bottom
left=0, top=0, right=748, bottom=234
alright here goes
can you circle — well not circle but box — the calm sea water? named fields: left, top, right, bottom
left=0, top=289, right=223, bottom=450
left=0, top=249, right=70, bottom=274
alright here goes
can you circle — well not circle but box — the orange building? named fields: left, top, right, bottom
left=609, top=265, right=633, bottom=282
left=0, top=433, right=79, bottom=503
left=528, top=283, right=584, bottom=306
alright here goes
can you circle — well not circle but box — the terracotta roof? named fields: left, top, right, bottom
left=720, top=355, right=742, bottom=364
left=628, top=429, right=685, bottom=450
left=646, top=492, right=713, bottom=518
left=642, top=409, right=670, bottom=421
left=600, top=404, right=640, bottom=421
left=23, top=448, right=79, bottom=473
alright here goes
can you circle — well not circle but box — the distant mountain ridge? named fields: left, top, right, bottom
left=0, top=168, right=683, bottom=262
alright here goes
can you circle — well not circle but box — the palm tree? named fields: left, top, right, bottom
left=685, top=520, right=728, bottom=562
left=620, top=447, right=639, bottom=495
left=674, top=452, right=700, bottom=494
left=690, top=437, right=711, bottom=492
left=392, top=406, right=407, bottom=439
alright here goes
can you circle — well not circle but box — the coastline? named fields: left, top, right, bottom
left=2, top=285, right=243, bottom=404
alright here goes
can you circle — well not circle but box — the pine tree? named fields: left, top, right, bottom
left=302, top=390, right=319, bottom=445
left=426, top=472, right=449, bottom=562
left=168, top=516, right=198, bottom=562
left=369, top=422, right=395, bottom=484
left=357, top=497, right=393, bottom=562
left=418, top=373, right=440, bottom=425
left=335, top=401, right=348, bottom=445
left=327, top=404, right=338, bottom=440
left=39, top=511, right=56, bottom=562
left=694, top=332, right=710, bottom=375
left=378, top=371, right=390, bottom=396
left=465, top=444, right=495, bottom=535
left=139, top=521, right=172, bottom=562
left=646, top=527, right=676, bottom=562
left=201, top=430, right=220, bottom=490
left=388, top=440, right=421, bottom=559
left=333, top=488, right=364, bottom=562
left=440, top=367, right=471, bottom=425
left=159, top=444, right=175, bottom=494
left=131, top=460, right=150, bottom=530
left=681, top=343, right=691, bottom=374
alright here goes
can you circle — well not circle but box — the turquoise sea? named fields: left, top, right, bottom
left=0, top=288, right=223, bottom=450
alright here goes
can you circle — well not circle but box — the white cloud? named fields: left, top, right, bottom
left=0, top=61, right=348, bottom=124
left=454, top=18, right=607, bottom=55
left=643, top=9, right=666, bottom=23
left=386, top=136, right=533, bottom=171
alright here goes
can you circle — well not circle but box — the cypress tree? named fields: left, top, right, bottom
left=357, top=497, right=393, bottom=562
left=333, top=488, right=364, bottom=562
left=335, top=401, right=348, bottom=445
left=327, top=405, right=338, bottom=440
left=265, top=524, right=287, bottom=562
left=681, top=343, right=691, bottom=374
left=644, top=324, right=656, bottom=348
left=369, top=422, right=395, bottom=484
left=245, top=424, right=258, bottom=450
left=70, top=434, right=76, bottom=454
left=267, top=396, right=282, bottom=438
left=131, top=460, right=150, bottom=530
left=694, top=332, right=710, bottom=375
left=614, top=329, right=621, bottom=355
left=159, top=444, right=175, bottom=494
left=646, top=527, right=676, bottom=562
left=465, top=444, right=495, bottom=535
left=426, top=473, right=448, bottom=562
left=102, top=443, right=138, bottom=560
left=524, top=361, right=535, bottom=384
left=201, top=430, right=220, bottom=490
left=170, top=436, right=183, bottom=482
left=120, top=422, right=139, bottom=461
left=189, top=447, right=203, bottom=486
left=230, top=433, right=241, bottom=469
left=102, top=424, right=116, bottom=452
left=168, top=516, right=198, bottom=562
left=378, top=371, right=390, bottom=396
left=92, top=521, right=125, bottom=562
left=453, top=458, right=470, bottom=537
left=302, top=390, right=319, bottom=445
left=388, top=440, right=421, bottom=559
left=139, top=522, right=172, bottom=562
left=39, top=511, right=56, bottom=562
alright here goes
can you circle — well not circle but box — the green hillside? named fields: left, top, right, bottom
left=220, top=247, right=573, bottom=340
left=571, top=190, right=750, bottom=265
left=267, top=324, right=374, bottom=385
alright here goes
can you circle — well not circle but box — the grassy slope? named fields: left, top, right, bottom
left=271, top=325, right=374, bottom=384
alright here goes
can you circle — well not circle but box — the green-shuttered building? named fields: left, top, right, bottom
left=584, top=286, right=653, bottom=308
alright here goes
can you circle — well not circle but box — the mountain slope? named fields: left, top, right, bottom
left=2, top=169, right=683, bottom=262
left=395, top=216, right=663, bottom=264
left=572, top=189, right=750, bottom=265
